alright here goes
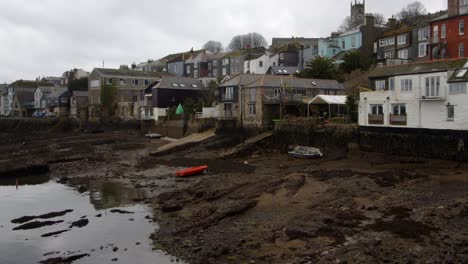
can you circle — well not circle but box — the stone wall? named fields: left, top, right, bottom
left=360, top=126, right=468, bottom=161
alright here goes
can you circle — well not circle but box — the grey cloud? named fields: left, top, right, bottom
left=0, top=0, right=446, bottom=82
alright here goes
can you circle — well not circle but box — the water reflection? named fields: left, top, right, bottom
left=0, top=180, right=176, bottom=264
left=88, top=181, right=147, bottom=210
left=0, top=174, right=50, bottom=186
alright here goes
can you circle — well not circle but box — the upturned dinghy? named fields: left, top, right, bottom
left=288, top=146, right=323, bottom=159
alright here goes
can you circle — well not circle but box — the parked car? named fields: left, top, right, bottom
left=32, top=111, right=46, bottom=118
left=46, top=112, right=57, bottom=118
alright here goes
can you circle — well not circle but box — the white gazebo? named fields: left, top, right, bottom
left=307, top=95, right=347, bottom=118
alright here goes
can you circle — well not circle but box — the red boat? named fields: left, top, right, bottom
left=175, top=166, right=208, bottom=177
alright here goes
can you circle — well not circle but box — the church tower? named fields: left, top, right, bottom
left=351, top=0, right=365, bottom=28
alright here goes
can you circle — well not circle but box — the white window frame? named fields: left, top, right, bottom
left=370, top=104, right=383, bottom=115
left=433, top=25, right=439, bottom=40
left=106, top=78, right=113, bottom=85
left=401, top=79, right=413, bottom=92
left=249, top=88, right=256, bottom=102
left=418, top=27, right=429, bottom=41
left=392, top=104, right=407, bottom=116
left=389, top=78, right=395, bottom=91
left=379, top=39, right=386, bottom=47
left=398, top=49, right=408, bottom=59
left=447, top=105, right=455, bottom=121
left=186, top=65, right=191, bottom=74
left=460, top=19, right=465, bottom=36
left=460, top=43, right=465, bottom=58
left=375, top=80, right=386, bottom=91
left=397, top=34, right=407, bottom=45
left=249, top=104, right=256, bottom=116
left=425, top=76, right=441, bottom=97
left=119, top=78, right=126, bottom=85
left=225, top=87, right=234, bottom=100
left=384, top=51, right=394, bottom=59
left=449, top=82, right=467, bottom=95
left=132, top=79, right=139, bottom=86
left=461, top=0, right=468, bottom=7
left=419, top=43, right=428, bottom=58
left=441, top=24, right=447, bottom=39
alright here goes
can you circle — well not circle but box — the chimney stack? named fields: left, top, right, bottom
left=448, top=0, right=459, bottom=17
left=365, top=15, right=375, bottom=27
left=387, top=17, right=397, bottom=29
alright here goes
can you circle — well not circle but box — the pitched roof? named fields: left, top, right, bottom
left=448, top=61, right=468, bottom=83
left=368, top=59, right=468, bottom=79
left=93, top=68, right=163, bottom=78
left=48, top=87, right=69, bottom=98
left=37, top=86, right=60, bottom=94
left=246, top=76, right=343, bottom=90
left=148, top=76, right=205, bottom=91
left=269, top=66, right=301, bottom=75
left=9, top=80, right=54, bottom=89
left=165, top=49, right=205, bottom=63
left=218, top=74, right=266, bottom=88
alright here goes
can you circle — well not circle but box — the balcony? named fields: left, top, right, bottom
left=264, top=93, right=305, bottom=104
left=420, top=95, right=445, bottom=101
left=368, top=114, right=384, bottom=125
left=390, top=114, right=407, bottom=126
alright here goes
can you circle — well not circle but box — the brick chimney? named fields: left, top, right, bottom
left=448, top=0, right=459, bottom=17
left=387, top=18, right=397, bottom=29
left=365, top=15, right=375, bottom=27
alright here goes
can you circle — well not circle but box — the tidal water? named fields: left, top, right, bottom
left=0, top=176, right=178, bottom=264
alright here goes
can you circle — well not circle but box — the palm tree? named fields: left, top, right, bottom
left=296, top=56, right=340, bottom=80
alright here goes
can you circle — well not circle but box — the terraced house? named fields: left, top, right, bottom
left=88, top=67, right=162, bottom=120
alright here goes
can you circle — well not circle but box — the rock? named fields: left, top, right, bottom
left=77, top=185, right=87, bottom=193
left=39, top=253, right=89, bottom=264
left=57, top=176, right=69, bottom=184
left=110, top=209, right=134, bottom=214
left=41, top=229, right=69, bottom=238
left=13, top=220, right=64, bottom=231
left=111, top=258, right=118, bottom=262
left=11, top=210, right=73, bottom=224
left=95, top=214, right=102, bottom=218
left=69, top=219, right=89, bottom=228
left=113, top=247, right=119, bottom=252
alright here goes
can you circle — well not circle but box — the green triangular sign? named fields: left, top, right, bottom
left=176, top=104, right=184, bottom=115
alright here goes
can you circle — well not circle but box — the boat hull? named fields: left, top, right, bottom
left=175, top=166, right=208, bottom=177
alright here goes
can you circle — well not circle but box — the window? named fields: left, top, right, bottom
left=401, top=79, right=413, bottom=92
left=433, top=25, right=439, bottom=39
left=249, top=88, right=256, bottom=102
left=225, top=87, right=234, bottom=100
left=223, top=58, right=229, bottom=65
left=460, top=19, right=465, bottom=35
left=419, top=43, right=428, bottom=57
left=259, top=61, right=263, bottom=67
left=351, top=36, right=356, bottom=48
left=222, top=68, right=227, bottom=76
left=194, top=69, right=199, bottom=78
left=418, top=27, right=429, bottom=41
left=461, top=0, right=468, bottom=7
left=449, top=83, right=467, bottom=94
left=144, top=80, right=150, bottom=86
left=106, top=78, right=113, bottom=85
left=208, top=63, right=212, bottom=70
left=274, top=88, right=281, bottom=97
left=397, top=34, right=406, bottom=45
left=213, top=69, right=218, bottom=76
left=279, top=53, right=284, bottom=60
left=186, top=65, right=191, bottom=74
left=213, top=60, right=218, bottom=66
left=384, top=51, right=394, bottom=59
left=389, top=78, right=395, bottom=91
left=398, top=49, right=408, bottom=59
left=379, top=39, right=386, bottom=47
left=370, top=104, right=383, bottom=115
left=442, top=24, right=446, bottom=39
left=60, top=98, right=68, bottom=103
left=460, top=43, right=465, bottom=58
left=388, top=38, right=395, bottom=45
left=342, top=40, right=345, bottom=49
left=249, top=104, right=256, bottom=116
left=425, top=76, right=440, bottom=97
left=375, top=80, right=386, bottom=91
left=119, top=78, right=126, bottom=85
left=132, top=79, right=139, bottom=86
left=447, top=105, right=455, bottom=121
left=392, top=104, right=407, bottom=115
left=194, top=63, right=198, bottom=69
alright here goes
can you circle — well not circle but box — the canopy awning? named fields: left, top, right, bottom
left=308, top=95, right=347, bottom=105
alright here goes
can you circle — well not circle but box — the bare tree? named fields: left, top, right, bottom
left=397, top=1, right=428, bottom=27
left=202, top=40, right=224, bottom=54
left=371, top=13, right=386, bottom=26
left=228, top=33, right=268, bottom=51
left=338, top=16, right=352, bottom=33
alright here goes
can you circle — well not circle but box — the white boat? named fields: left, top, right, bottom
left=288, top=146, right=323, bottom=159
left=145, top=133, right=162, bottom=139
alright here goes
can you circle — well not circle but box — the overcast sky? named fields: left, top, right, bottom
left=0, top=0, right=446, bottom=83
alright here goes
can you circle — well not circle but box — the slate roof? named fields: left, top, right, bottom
left=93, top=68, right=163, bottom=78
left=246, top=76, right=343, bottom=90
left=48, top=87, right=69, bottom=98
left=368, top=59, right=468, bottom=79
left=165, top=50, right=205, bottom=63
left=9, top=80, right=54, bottom=89
left=268, top=66, right=301, bottom=75
left=147, top=76, right=205, bottom=92
left=37, top=86, right=60, bottom=94
left=218, top=74, right=266, bottom=88
left=447, top=61, right=468, bottom=83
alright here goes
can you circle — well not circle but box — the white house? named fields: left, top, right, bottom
left=243, top=52, right=273, bottom=75
left=359, top=59, right=468, bottom=131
